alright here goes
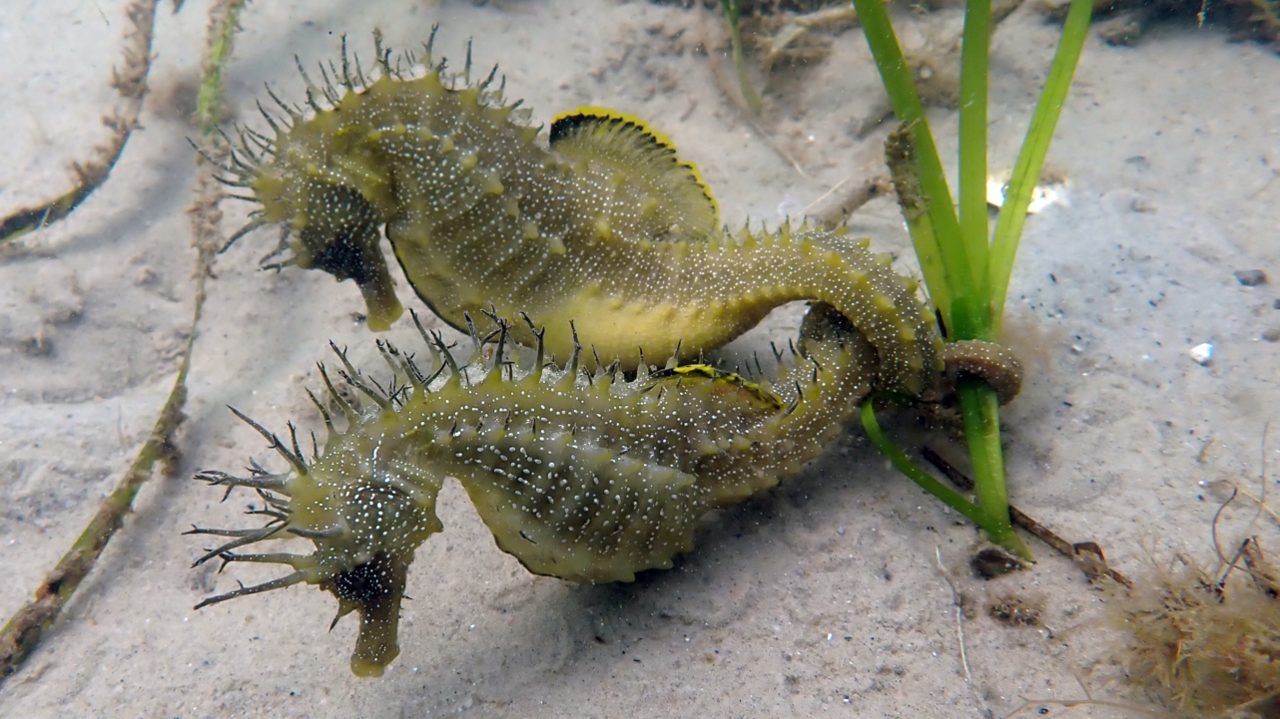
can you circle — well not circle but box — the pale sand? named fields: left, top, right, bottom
left=1, top=0, right=1278, bottom=716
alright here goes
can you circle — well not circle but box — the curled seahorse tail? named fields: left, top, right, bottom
left=693, top=302, right=879, bottom=509
left=779, top=227, right=942, bottom=397
left=658, top=223, right=943, bottom=397
left=938, top=339, right=1025, bottom=404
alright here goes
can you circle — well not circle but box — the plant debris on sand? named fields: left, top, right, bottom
left=1108, top=538, right=1280, bottom=718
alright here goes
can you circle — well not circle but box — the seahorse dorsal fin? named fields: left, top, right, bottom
left=550, top=107, right=719, bottom=238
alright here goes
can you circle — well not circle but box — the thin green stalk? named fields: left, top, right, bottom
left=988, top=0, right=1092, bottom=333
left=958, top=0, right=992, bottom=311
left=849, top=0, right=973, bottom=326
left=854, top=0, right=1095, bottom=560
left=718, top=0, right=763, bottom=115
left=862, top=398, right=1031, bottom=560
left=956, top=379, right=1031, bottom=559
left=860, top=400, right=989, bottom=528
left=196, top=0, right=247, bottom=135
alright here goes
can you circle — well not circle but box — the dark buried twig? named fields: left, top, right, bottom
left=922, top=445, right=1133, bottom=587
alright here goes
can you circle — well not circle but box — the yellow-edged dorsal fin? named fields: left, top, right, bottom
left=648, top=364, right=785, bottom=412
left=550, top=107, right=719, bottom=239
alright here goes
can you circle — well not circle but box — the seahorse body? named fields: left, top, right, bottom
left=224, top=36, right=942, bottom=397
left=191, top=306, right=874, bottom=677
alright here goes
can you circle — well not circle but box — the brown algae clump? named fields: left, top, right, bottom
left=1108, top=543, right=1280, bottom=716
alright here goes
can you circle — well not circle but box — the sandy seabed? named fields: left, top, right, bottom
left=1, top=0, right=1278, bottom=716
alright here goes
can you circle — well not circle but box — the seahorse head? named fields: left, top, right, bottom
left=309, top=475, right=443, bottom=677
left=191, top=406, right=444, bottom=677
left=251, top=145, right=405, bottom=330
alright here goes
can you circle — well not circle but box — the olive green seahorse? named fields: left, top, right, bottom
left=191, top=305, right=879, bottom=677
left=216, top=33, right=954, bottom=399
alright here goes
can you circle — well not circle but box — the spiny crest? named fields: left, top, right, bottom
left=185, top=309, right=649, bottom=546
left=201, top=27, right=533, bottom=255
left=717, top=217, right=868, bottom=250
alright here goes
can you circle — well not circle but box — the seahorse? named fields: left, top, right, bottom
left=215, top=32, right=944, bottom=398
left=189, top=305, right=881, bottom=677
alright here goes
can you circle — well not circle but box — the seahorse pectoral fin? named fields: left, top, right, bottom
left=549, top=107, right=719, bottom=238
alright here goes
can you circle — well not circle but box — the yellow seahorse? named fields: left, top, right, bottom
left=217, top=32, right=948, bottom=398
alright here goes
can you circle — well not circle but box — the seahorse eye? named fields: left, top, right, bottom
left=329, top=554, right=395, bottom=600
left=297, top=214, right=379, bottom=286
left=291, top=184, right=378, bottom=280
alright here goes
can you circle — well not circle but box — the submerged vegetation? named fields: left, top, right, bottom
left=0, top=0, right=244, bottom=684
left=0, top=0, right=1274, bottom=711
left=848, top=0, right=1092, bottom=559
left=1111, top=547, right=1280, bottom=717
left=1107, top=432, right=1280, bottom=718
left=1051, top=0, right=1280, bottom=48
